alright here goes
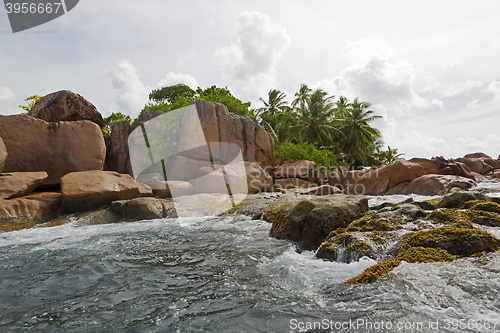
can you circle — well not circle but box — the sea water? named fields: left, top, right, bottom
left=1, top=198, right=500, bottom=332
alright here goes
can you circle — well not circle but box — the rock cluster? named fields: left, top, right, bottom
left=0, top=115, right=106, bottom=187
left=0, top=91, right=281, bottom=229
left=341, top=157, right=479, bottom=196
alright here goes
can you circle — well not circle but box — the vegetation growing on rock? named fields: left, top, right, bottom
left=397, top=246, right=454, bottom=263
left=346, top=246, right=455, bottom=283
left=402, top=227, right=500, bottom=256
left=467, top=201, right=500, bottom=214
left=427, top=207, right=500, bottom=228
left=345, top=258, right=401, bottom=283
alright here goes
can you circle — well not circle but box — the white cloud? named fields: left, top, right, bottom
left=384, top=129, right=451, bottom=158
left=422, top=76, right=482, bottom=97
left=214, top=11, right=291, bottom=97
left=0, top=86, right=18, bottom=115
left=487, top=80, right=500, bottom=103
left=454, top=135, right=500, bottom=158
left=442, top=62, right=458, bottom=70
left=315, top=38, right=428, bottom=112
left=493, top=38, right=500, bottom=52
left=107, top=60, right=151, bottom=118
left=158, top=72, right=199, bottom=89
left=0, top=87, right=15, bottom=101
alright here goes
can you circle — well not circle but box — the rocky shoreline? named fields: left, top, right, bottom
left=1, top=90, right=500, bottom=284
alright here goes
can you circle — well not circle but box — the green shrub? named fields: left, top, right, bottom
left=274, top=142, right=337, bottom=170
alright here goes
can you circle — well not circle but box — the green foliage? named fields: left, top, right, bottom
left=375, top=146, right=405, bottom=165
left=260, top=110, right=297, bottom=145
left=148, top=83, right=195, bottom=104
left=257, top=89, right=289, bottom=117
left=197, top=86, right=254, bottom=118
left=337, top=97, right=382, bottom=165
left=142, top=85, right=253, bottom=119
left=292, top=89, right=339, bottom=148
left=274, top=142, right=337, bottom=169
left=102, top=112, right=132, bottom=135
left=19, top=95, right=41, bottom=114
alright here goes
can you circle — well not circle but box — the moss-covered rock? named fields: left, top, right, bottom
left=427, top=207, right=500, bottom=228
left=402, top=227, right=500, bottom=256
left=397, top=246, right=454, bottom=263
left=317, top=232, right=377, bottom=262
left=269, top=196, right=369, bottom=250
left=346, top=246, right=454, bottom=283
left=0, top=220, right=37, bottom=233
left=463, top=199, right=488, bottom=209
left=345, top=258, right=401, bottom=283
left=468, top=201, right=500, bottom=214
left=427, top=209, right=474, bottom=228
left=414, top=200, right=438, bottom=210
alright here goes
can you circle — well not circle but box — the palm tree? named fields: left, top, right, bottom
left=338, top=98, right=382, bottom=165
left=292, top=89, right=339, bottom=148
left=257, top=89, right=289, bottom=117
left=377, top=146, right=405, bottom=165
left=335, top=95, right=350, bottom=109
left=291, top=84, right=312, bottom=109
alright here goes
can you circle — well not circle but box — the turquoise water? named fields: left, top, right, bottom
left=0, top=214, right=499, bottom=332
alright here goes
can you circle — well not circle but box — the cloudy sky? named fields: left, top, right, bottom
left=1, top=0, right=500, bottom=159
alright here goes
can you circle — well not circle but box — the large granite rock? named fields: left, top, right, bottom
left=135, top=110, right=163, bottom=128
left=455, top=157, right=494, bottom=175
left=0, top=137, right=6, bottom=173
left=0, top=115, right=106, bottom=187
left=269, top=195, right=369, bottom=251
left=273, top=160, right=320, bottom=183
left=28, top=90, right=105, bottom=128
left=0, top=192, right=61, bottom=225
left=111, top=197, right=175, bottom=221
left=106, top=120, right=133, bottom=175
left=61, top=171, right=141, bottom=213
left=0, top=172, right=48, bottom=199
left=274, top=178, right=318, bottom=190
left=388, top=174, right=476, bottom=195
left=193, top=99, right=274, bottom=170
left=328, top=166, right=366, bottom=190
left=344, top=157, right=475, bottom=195
left=464, top=152, right=491, bottom=159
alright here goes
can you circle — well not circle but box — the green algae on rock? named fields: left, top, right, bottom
left=345, top=246, right=455, bottom=283
left=269, top=196, right=369, bottom=251
left=397, top=246, right=454, bottom=263
left=402, top=227, right=500, bottom=256
left=345, top=258, right=401, bottom=283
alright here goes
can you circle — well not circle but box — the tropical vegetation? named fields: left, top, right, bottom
left=102, top=82, right=404, bottom=169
